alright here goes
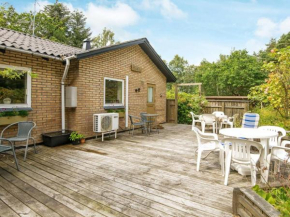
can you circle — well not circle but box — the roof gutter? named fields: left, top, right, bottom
left=0, top=45, right=63, bottom=61
left=61, top=55, right=76, bottom=133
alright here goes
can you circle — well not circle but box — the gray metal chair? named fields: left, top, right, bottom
left=129, top=115, right=147, bottom=135
left=0, top=138, right=19, bottom=170
left=0, top=122, right=37, bottom=161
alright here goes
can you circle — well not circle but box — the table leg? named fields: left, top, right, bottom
left=260, top=138, right=269, bottom=183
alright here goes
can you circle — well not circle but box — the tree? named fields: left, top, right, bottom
left=0, top=3, right=92, bottom=48
left=67, top=10, right=91, bottom=47
left=276, top=32, right=290, bottom=49
left=167, top=55, right=196, bottom=93
left=195, top=50, right=266, bottom=96
left=92, top=28, right=119, bottom=48
left=0, top=4, right=31, bottom=33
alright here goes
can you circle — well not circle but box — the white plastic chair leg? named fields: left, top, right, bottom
left=219, top=149, right=225, bottom=176
left=196, top=149, right=202, bottom=171
left=201, top=122, right=205, bottom=133
left=250, top=164, right=257, bottom=186
left=212, top=123, right=216, bottom=134
left=224, top=150, right=232, bottom=185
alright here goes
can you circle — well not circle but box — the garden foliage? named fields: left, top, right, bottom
left=167, top=89, right=207, bottom=124
left=249, top=47, right=290, bottom=119
left=253, top=185, right=290, bottom=217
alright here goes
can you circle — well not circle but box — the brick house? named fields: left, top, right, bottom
left=0, top=28, right=176, bottom=143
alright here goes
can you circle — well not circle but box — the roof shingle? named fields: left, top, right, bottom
left=0, top=28, right=82, bottom=58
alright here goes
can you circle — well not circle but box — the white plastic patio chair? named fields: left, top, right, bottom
left=213, top=111, right=225, bottom=133
left=242, top=113, right=260, bottom=128
left=200, top=114, right=216, bottom=133
left=267, top=140, right=290, bottom=175
left=212, top=111, right=225, bottom=118
left=258, top=126, right=286, bottom=149
left=223, top=138, right=263, bottom=186
left=190, top=112, right=201, bottom=129
left=0, top=122, right=37, bottom=161
left=220, top=114, right=239, bottom=129
left=192, top=127, right=224, bottom=175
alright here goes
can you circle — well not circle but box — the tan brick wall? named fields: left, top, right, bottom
left=67, top=45, right=167, bottom=137
left=0, top=45, right=167, bottom=142
left=0, top=50, right=66, bottom=143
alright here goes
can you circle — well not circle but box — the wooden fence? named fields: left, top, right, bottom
left=166, top=99, right=176, bottom=123
left=204, top=96, right=250, bottom=118
left=166, top=96, right=250, bottom=123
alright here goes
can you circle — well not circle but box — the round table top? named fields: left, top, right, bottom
left=219, top=128, right=278, bottom=139
left=143, top=114, right=159, bottom=117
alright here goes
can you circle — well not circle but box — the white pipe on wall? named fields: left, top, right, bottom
left=61, top=55, right=76, bottom=133
left=125, top=75, right=129, bottom=128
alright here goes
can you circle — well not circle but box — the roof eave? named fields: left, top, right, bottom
left=76, top=39, right=176, bottom=83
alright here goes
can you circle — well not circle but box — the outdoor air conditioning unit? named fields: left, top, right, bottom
left=93, top=113, right=119, bottom=141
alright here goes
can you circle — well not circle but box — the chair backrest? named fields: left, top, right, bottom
left=223, top=138, right=263, bottom=164
left=212, top=111, right=225, bottom=118
left=258, top=126, right=286, bottom=146
left=200, top=114, right=215, bottom=124
left=140, top=112, right=147, bottom=122
left=17, top=122, right=35, bottom=138
left=242, top=113, right=259, bottom=128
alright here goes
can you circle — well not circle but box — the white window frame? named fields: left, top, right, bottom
left=0, top=64, right=31, bottom=108
left=104, top=77, right=124, bottom=107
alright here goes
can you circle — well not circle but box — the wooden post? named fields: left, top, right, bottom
left=222, top=101, right=225, bottom=113
left=174, top=84, right=178, bottom=124
left=198, top=84, right=201, bottom=96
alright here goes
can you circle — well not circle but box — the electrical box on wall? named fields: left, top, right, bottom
left=66, top=86, right=77, bottom=107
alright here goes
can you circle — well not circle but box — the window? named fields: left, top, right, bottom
left=0, top=64, right=31, bottom=108
left=104, top=77, right=124, bottom=106
left=148, top=87, right=153, bottom=103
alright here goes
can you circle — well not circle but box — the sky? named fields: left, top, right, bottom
left=4, top=0, right=290, bottom=65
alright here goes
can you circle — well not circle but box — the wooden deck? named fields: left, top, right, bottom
left=0, top=124, right=254, bottom=217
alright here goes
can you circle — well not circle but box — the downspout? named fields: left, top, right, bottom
left=61, top=55, right=76, bottom=133
left=125, top=76, right=129, bottom=128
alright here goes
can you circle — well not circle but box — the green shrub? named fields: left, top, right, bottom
left=252, top=106, right=290, bottom=134
left=167, top=89, right=208, bottom=124
left=253, top=185, right=290, bottom=216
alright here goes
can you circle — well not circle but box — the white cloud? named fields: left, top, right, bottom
left=255, top=17, right=290, bottom=38
left=141, top=0, right=187, bottom=19
left=25, top=0, right=50, bottom=12
left=85, top=2, right=140, bottom=38
left=245, top=39, right=265, bottom=53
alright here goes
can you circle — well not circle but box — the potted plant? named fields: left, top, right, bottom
left=79, top=134, right=85, bottom=144
left=69, top=131, right=81, bottom=145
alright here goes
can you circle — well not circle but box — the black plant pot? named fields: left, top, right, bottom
left=71, top=139, right=80, bottom=145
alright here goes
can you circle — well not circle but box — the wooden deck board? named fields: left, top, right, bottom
left=0, top=124, right=255, bottom=217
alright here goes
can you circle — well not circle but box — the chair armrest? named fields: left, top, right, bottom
left=271, top=145, right=290, bottom=154
left=281, top=140, right=290, bottom=148
left=0, top=138, right=13, bottom=147
left=199, top=131, right=218, bottom=140
left=130, top=115, right=141, bottom=120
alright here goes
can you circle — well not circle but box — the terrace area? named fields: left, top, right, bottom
left=0, top=124, right=255, bottom=217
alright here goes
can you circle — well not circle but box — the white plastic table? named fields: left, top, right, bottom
left=219, top=128, right=278, bottom=183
